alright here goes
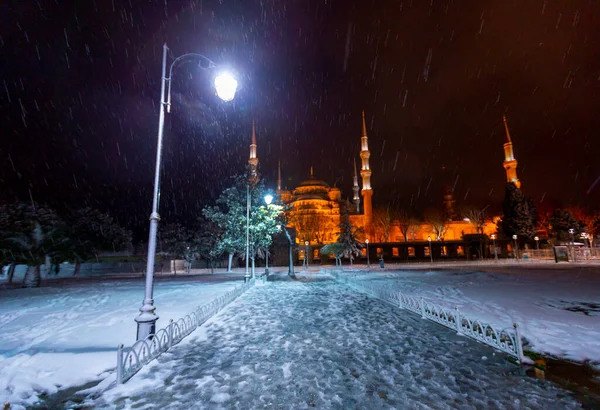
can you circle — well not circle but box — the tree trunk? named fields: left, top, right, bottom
left=210, top=259, right=214, bottom=274
left=7, top=263, right=16, bottom=284
left=227, top=252, right=233, bottom=272
left=283, top=227, right=295, bottom=276
left=23, top=265, right=41, bottom=288
left=74, top=261, right=82, bottom=276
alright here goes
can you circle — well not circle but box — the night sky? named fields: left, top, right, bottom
left=2, top=0, right=599, bottom=235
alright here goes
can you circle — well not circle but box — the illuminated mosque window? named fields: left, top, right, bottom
left=424, top=246, right=431, bottom=256
left=392, top=247, right=399, bottom=257
left=408, top=247, right=416, bottom=257
left=457, top=246, right=464, bottom=256
left=441, top=246, right=448, bottom=256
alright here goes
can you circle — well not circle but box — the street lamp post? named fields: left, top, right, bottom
left=135, top=43, right=238, bottom=341
left=365, top=239, right=370, bottom=268
left=304, top=241, right=310, bottom=270
left=512, top=235, right=518, bottom=260
left=534, top=236, right=539, bottom=250
left=491, top=234, right=498, bottom=261
left=569, top=228, right=576, bottom=263
left=427, top=236, right=433, bottom=264
left=244, top=185, right=251, bottom=282
left=264, top=194, right=274, bottom=275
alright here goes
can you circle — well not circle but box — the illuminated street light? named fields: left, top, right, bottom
left=491, top=234, right=498, bottom=261
left=569, top=228, right=576, bottom=262
left=512, top=235, right=518, bottom=260
left=427, top=236, right=433, bottom=264
left=304, top=241, right=310, bottom=269
left=136, top=43, right=238, bottom=342
left=214, top=72, right=238, bottom=101
left=534, top=236, right=539, bottom=250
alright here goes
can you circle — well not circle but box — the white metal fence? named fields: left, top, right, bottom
left=116, top=279, right=255, bottom=384
left=334, top=272, right=525, bottom=363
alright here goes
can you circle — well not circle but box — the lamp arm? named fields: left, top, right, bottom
left=165, top=51, right=218, bottom=113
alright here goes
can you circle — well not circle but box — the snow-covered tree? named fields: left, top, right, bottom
left=320, top=242, right=345, bottom=267
left=424, top=209, right=448, bottom=240
left=63, top=207, right=132, bottom=274
left=202, top=182, right=247, bottom=272
left=0, top=203, right=66, bottom=287
left=159, top=223, right=194, bottom=274
left=337, top=201, right=363, bottom=266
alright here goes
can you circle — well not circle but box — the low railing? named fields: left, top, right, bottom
left=116, top=279, right=255, bottom=384
left=334, top=273, right=525, bottom=363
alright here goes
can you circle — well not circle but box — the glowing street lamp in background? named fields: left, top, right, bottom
left=491, top=234, right=498, bottom=261
left=534, top=236, right=539, bottom=250
left=512, top=235, right=518, bottom=260
left=135, top=43, right=238, bottom=342
left=427, top=236, right=433, bottom=264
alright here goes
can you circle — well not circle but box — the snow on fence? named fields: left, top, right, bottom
left=334, top=273, right=525, bottom=363
left=116, top=279, right=255, bottom=384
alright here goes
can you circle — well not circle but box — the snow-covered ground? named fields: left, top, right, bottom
left=82, top=272, right=580, bottom=409
left=0, top=273, right=244, bottom=408
left=338, top=263, right=600, bottom=367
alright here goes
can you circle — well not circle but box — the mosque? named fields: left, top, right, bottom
left=246, top=112, right=521, bottom=261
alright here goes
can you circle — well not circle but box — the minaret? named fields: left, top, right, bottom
left=502, top=115, right=521, bottom=189
left=248, top=120, right=259, bottom=183
left=352, top=158, right=361, bottom=213
left=359, top=110, right=373, bottom=230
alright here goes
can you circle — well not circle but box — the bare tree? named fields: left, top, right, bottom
left=373, top=206, right=393, bottom=242
left=289, top=213, right=332, bottom=244
left=424, top=208, right=448, bottom=240
left=460, top=205, right=488, bottom=234
left=395, top=209, right=420, bottom=242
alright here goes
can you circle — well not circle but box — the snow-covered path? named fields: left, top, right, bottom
left=87, top=272, right=579, bottom=409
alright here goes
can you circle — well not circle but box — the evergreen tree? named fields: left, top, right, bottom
left=0, top=203, right=66, bottom=287
left=337, top=201, right=363, bottom=266
left=499, top=183, right=537, bottom=240
left=548, top=209, right=585, bottom=244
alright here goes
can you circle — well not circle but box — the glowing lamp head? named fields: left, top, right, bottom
left=305, top=241, right=309, bottom=246
left=491, top=234, right=496, bottom=240
left=214, top=72, right=238, bottom=101
left=264, top=194, right=273, bottom=205
left=512, top=235, right=517, bottom=240
left=534, top=236, right=539, bottom=241
left=427, top=236, right=431, bottom=242
left=365, top=239, right=369, bottom=244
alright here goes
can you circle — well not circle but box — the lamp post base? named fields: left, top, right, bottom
left=244, top=271, right=251, bottom=283
left=135, top=310, right=159, bottom=341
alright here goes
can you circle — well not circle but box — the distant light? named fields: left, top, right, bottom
left=463, top=218, right=470, bottom=222
left=214, top=72, right=238, bottom=101
left=512, top=235, right=517, bottom=240
left=305, top=241, right=309, bottom=246
left=365, top=239, right=369, bottom=244
left=491, top=234, right=496, bottom=240
left=534, top=236, right=539, bottom=241
left=264, top=194, right=273, bottom=205
left=427, top=236, right=431, bottom=242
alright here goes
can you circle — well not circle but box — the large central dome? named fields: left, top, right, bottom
left=297, top=174, right=330, bottom=188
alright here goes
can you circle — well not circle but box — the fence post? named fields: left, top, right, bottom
left=455, top=307, right=462, bottom=334
left=513, top=323, right=525, bottom=363
left=420, top=297, right=426, bottom=319
left=168, top=319, right=174, bottom=349
left=116, top=344, right=124, bottom=384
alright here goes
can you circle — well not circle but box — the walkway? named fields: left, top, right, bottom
left=87, top=272, right=578, bottom=409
